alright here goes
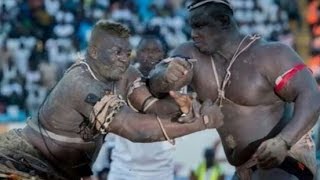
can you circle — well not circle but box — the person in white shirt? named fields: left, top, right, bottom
left=94, top=35, right=176, bottom=180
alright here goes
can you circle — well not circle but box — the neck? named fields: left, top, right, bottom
left=214, top=33, right=245, bottom=61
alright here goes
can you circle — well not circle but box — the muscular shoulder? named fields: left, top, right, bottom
left=124, top=65, right=142, bottom=81
left=253, top=41, right=304, bottom=83
left=117, top=65, right=144, bottom=96
left=255, top=41, right=299, bottom=62
left=60, top=66, right=108, bottom=105
left=121, top=65, right=142, bottom=86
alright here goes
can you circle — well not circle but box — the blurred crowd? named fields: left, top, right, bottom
left=307, top=0, right=320, bottom=79
left=230, top=0, right=300, bottom=47
left=0, top=0, right=190, bottom=122
left=0, top=0, right=300, bottom=123
left=0, top=0, right=312, bottom=179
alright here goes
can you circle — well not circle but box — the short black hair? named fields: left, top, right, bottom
left=136, top=35, right=166, bottom=54
left=91, top=19, right=130, bottom=39
left=137, top=35, right=161, bottom=48
left=87, top=20, right=130, bottom=59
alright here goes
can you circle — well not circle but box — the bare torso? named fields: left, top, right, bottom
left=22, top=64, right=133, bottom=177
left=178, top=40, right=291, bottom=165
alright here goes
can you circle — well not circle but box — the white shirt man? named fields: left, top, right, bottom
left=108, top=134, right=175, bottom=180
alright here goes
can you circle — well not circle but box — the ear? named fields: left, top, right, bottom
left=89, top=45, right=98, bottom=59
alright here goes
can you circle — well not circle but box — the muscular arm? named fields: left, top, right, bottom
left=125, top=65, right=181, bottom=117
left=149, top=43, right=195, bottom=96
left=108, top=106, right=206, bottom=142
left=83, top=88, right=210, bottom=143
left=263, top=43, right=320, bottom=146
left=80, top=77, right=222, bottom=143
left=129, top=85, right=181, bottom=117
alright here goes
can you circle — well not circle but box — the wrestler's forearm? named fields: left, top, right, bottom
left=279, top=92, right=320, bottom=146
left=149, top=64, right=172, bottom=96
left=145, top=98, right=181, bottom=118
left=126, top=85, right=180, bottom=117
left=109, top=109, right=204, bottom=142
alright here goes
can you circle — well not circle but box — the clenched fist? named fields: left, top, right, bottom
left=254, top=136, right=289, bottom=169
left=164, top=57, right=193, bottom=84
left=200, top=99, right=224, bottom=129
left=170, top=91, right=224, bottom=129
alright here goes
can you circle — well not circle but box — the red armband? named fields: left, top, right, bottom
left=274, top=64, right=310, bottom=93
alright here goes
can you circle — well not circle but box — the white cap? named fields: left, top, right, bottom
left=187, top=0, right=233, bottom=11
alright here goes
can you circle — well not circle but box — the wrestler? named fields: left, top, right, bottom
left=0, top=20, right=223, bottom=180
left=149, top=0, right=320, bottom=179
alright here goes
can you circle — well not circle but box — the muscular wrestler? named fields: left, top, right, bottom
left=0, top=20, right=223, bottom=180
left=149, top=0, right=320, bottom=179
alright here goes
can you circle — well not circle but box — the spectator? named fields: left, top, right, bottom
left=94, top=35, right=176, bottom=180
left=132, top=35, right=165, bottom=76
left=190, top=140, right=224, bottom=180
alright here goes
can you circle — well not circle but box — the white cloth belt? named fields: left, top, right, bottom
left=26, top=118, right=93, bottom=144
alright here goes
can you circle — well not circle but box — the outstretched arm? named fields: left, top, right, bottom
left=90, top=93, right=223, bottom=143
left=109, top=106, right=206, bottom=142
